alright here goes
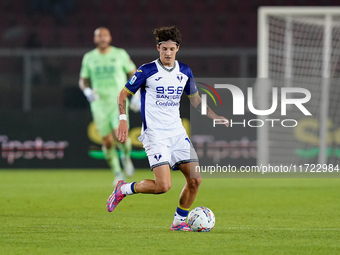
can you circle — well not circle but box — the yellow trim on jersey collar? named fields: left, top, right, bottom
left=157, top=59, right=176, bottom=72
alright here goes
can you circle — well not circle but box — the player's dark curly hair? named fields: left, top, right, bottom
left=153, top=26, right=182, bottom=45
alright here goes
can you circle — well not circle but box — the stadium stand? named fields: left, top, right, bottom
left=1, top=0, right=337, bottom=48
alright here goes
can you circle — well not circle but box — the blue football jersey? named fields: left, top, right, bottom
left=124, top=59, right=198, bottom=142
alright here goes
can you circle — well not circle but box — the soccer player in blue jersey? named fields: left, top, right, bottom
left=107, top=26, right=228, bottom=231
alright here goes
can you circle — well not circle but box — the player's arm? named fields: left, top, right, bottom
left=189, top=93, right=229, bottom=127
left=117, top=88, right=131, bottom=143
left=118, top=64, right=148, bottom=142
left=79, top=77, right=90, bottom=90
left=79, top=54, right=98, bottom=102
left=127, top=68, right=141, bottom=112
left=79, top=77, right=99, bottom=102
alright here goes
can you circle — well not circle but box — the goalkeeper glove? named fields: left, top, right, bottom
left=83, top=87, right=99, bottom=102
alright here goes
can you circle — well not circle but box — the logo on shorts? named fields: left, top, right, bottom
left=154, top=154, right=162, bottom=161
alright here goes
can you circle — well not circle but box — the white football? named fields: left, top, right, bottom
left=187, top=207, right=215, bottom=232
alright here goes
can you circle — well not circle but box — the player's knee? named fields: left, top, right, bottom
left=188, top=177, right=202, bottom=190
left=103, top=141, right=112, bottom=150
left=155, top=182, right=171, bottom=194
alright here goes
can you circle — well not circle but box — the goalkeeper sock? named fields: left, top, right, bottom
left=172, top=206, right=189, bottom=225
left=121, top=182, right=138, bottom=195
left=102, top=146, right=122, bottom=175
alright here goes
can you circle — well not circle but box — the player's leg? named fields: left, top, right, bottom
left=170, top=162, right=201, bottom=229
left=169, top=134, right=201, bottom=231
left=133, top=164, right=171, bottom=194
left=102, top=132, right=124, bottom=184
left=178, top=161, right=202, bottom=208
left=119, top=137, right=172, bottom=193
left=107, top=164, right=172, bottom=212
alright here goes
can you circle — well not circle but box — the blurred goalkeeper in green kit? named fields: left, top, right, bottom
left=79, top=27, right=138, bottom=185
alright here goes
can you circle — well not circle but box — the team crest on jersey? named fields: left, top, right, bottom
left=154, top=154, right=162, bottom=161
left=177, top=75, right=183, bottom=82
left=129, top=75, right=137, bottom=85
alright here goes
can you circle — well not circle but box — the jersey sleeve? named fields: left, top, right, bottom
left=121, top=49, right=136, bottom=74
left=124, top=67, right=147, bottom=95
left=184, top=68, right=198, bottom=97
left=80, top=54, right=90, bottom=79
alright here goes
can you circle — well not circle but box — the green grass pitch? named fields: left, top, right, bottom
left=1, top=169, right=339, bottom=255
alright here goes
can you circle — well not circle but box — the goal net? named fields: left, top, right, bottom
left=257, top=7, right=340, bottom=167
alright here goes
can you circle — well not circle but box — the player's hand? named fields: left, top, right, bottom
left=117, top=120, right=128, bottom=143
left=215, top=116, right=229, bottom=127
left=83, top=87, right=99, bottom=102
left=130, top=90, right=141, bottom=112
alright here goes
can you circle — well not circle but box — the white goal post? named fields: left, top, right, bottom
left=257, top=7, right=340, bottom=167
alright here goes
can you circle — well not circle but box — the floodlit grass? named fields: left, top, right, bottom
left=0, top=169, right=339, bottom=255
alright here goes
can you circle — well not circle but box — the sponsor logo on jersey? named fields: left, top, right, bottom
left=155, top=77, right=162, bottom=81
left=156, top=94, right=180, bottom=99
left=155, top=101, right=179, bottom=107
left=137, top=69, right=143, bottom=72
left=129, top=75, right=137, bottom=85
left=177, top=75, right=183, bottom=82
